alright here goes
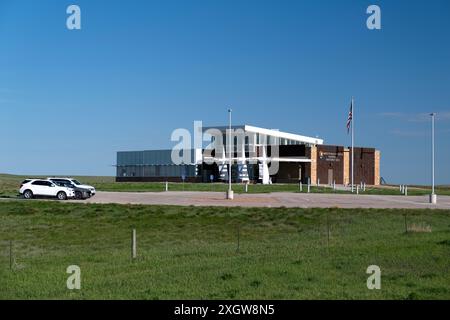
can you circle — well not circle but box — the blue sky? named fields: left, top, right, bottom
left=0, top=0, right=449, bottom=184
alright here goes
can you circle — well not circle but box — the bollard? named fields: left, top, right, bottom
left=131, top=229, right=137, bottom=259
left=307, top=183, right=311, bottom=193
left=317, top=178, right=320, bottom=187
left=429, top=194, right=437, bottom=204
left=399, top=184, right=402, bottom=192
left=165, top=181, right=168, bottom=192
left=363, top=182, right=366, bottom=192
left=299, top=181, right=303, bottom=192
left=245, top=183, right=248, bottom=193
left=400, top=184, right=404, bottom=194
left=356, top=185, right=359, bottom=194
left=333, top=180, right=336, bottom=191
left=404, top=185, right=408, bottom=196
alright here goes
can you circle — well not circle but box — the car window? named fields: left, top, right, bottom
left=32, top=180, right=47, bottom=186
left=21, top=179, right=31, bottom=184
left=55, top=182, right=73, bottom=188
left=71, top=180, right=81, bottom=185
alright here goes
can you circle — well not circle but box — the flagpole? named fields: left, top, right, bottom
left=351, top=97, right=354, bottom=193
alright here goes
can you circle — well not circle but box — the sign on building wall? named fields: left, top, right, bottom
left=319, top=151, right=343, bottom=162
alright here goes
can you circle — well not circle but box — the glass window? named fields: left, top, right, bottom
left=32, top=180, right=46, bottom=186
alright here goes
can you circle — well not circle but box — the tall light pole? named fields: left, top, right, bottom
left=226, top=108, right=234, bottom=200
left=351, top=97, right=354, bottom=193
left=430, top=113, right=437, bottom=204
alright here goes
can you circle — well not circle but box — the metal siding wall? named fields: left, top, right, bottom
left=118, top=150, right=197, bottom=166
left=117, top=164, right=196, bottom=178
left=117, top=150, right=197, bottom=179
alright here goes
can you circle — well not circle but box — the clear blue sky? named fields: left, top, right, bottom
left=0, top=0, right=449, bottom=184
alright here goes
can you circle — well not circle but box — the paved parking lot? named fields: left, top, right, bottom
left=84, top=191, right=450, bottom=209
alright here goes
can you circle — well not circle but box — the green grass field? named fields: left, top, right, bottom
left=1, top=173, right=450, bottom=197
left=1, top=200, right=449, bottom=299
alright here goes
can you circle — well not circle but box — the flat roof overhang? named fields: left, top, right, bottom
left=202, top=124, right=324, bottom=145
left=203, top=156, right=312, bottom=163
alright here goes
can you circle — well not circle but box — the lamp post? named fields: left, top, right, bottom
left=226, top=108, right=234, bottom=200
left=429, top=113, right=437, bottom=204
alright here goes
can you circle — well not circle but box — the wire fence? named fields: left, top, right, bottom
left=1, top=210, right=449, bottom=299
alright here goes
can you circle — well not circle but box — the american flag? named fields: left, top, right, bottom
left=346, top=99, right=353, bottom=134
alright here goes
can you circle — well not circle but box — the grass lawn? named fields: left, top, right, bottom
left=1, top=173, right=450, bottom=197
left=1, top=200, right=449, bottom=299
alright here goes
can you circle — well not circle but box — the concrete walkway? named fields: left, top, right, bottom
left=83, top=191, right=450, bottom=209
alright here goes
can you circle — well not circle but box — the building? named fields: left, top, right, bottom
left=116, top=149, right=200, bottom=182
left=116, top=124, right=380, bottom=185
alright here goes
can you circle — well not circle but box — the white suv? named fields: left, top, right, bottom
left=19, top=179, right=75, bottom=200
left=48, top=178, right=96, bottom=196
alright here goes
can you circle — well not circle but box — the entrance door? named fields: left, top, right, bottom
left=328, top=169, right=334, bottom=185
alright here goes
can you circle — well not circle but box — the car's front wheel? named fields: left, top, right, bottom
left=57, top=191, right=67, bottom=200
left=23, top=190, right=33, bottom=199
left=75, top=191, right=82, bottom=199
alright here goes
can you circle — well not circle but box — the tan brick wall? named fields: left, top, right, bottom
left=374, top=150, right=381, bottom=185
left=343, top=148, right=350, bottom=185
left=304, top=146, right=317, bottom=185
left=310, top=146, right=317, bottom=185
left=303, top=145, right=378, bottom=186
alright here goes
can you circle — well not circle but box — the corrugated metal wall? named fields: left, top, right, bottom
left=116, top=150, right=196, bottom=178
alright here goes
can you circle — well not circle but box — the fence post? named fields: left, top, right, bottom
left=245, top=182, right=248, bottom=193
left=356, top=185, right=359, bottom=195
left=131, top=229, right=137, bottom=260
left=299, top=181, right=303, bottom=192
left=9, top=240, right=12, bottom=270
left=333, top=180, right=336, bottom=191
left=165, top=181, right=168, bottom=192
left=326, top=215, right=330, bottom=252
left=404, top=186, right=408, bottom=196
left=236, top=225, right=240, bottom=253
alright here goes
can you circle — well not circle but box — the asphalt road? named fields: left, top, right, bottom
left=83, top=191, right=450, bottom=209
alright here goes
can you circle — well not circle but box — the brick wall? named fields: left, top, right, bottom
left=307, top=145, right=379, bottom=186
left=374, top=150, right=381, bottom=185
left=316, top=145, right=346, bottom=184
left=304, top=146, right=317, bottom=185
left=350, top=147, right=378, bottom=185
left=343, top=148, right=350, bottom=185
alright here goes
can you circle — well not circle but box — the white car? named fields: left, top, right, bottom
left=48, top=177, right=96, bottom=196
left=19, top=179, right=75, bottom=200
